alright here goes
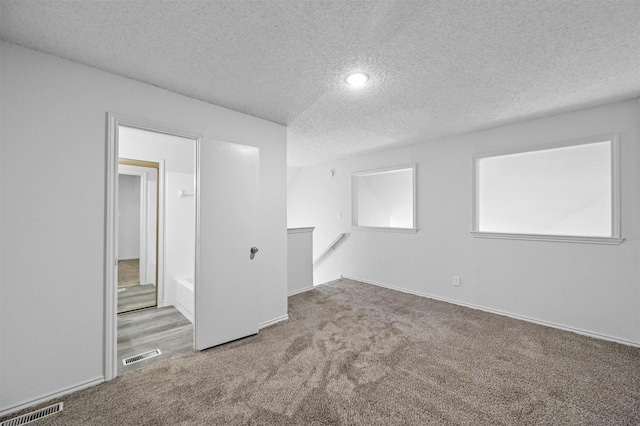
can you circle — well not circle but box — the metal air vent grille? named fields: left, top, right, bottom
left=122, top=349, right=161, bottom=365
left=1, top=402, right=63, bottom=426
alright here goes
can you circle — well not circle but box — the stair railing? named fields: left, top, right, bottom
left=313, top=233, right=348, bottom=264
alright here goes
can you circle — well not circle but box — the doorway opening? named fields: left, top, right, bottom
left=106, top=112, right=262, bottom=380
left=108, top=117, right=199, bottom=376
left=117, top=159, right=159, bottom=314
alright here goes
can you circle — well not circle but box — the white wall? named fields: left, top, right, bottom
left=165, top=172, right=196, bottom=305
left=288, top=99, right=640, bottom=346
left=0, top=42, right=287, bottom=414
left=117, top=174, right=141, bottom=260
left=288, top=165, right=352, bottom=286
left=119, top=126, right=195, bottom=173
left=287, top=228, right=314, bottom=295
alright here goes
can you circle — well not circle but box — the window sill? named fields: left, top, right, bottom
left=470, top=231, right=624, bottom=245
left=353, top=226, right=418, bottom=234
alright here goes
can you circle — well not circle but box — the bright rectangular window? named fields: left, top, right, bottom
left=352, top=165, right=417, bottom=232
left=472, top=136, right=622, bottom=244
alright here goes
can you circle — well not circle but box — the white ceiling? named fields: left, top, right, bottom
left=1, top=1, right=639, bottom=167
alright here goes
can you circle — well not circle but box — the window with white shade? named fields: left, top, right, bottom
left=352, top=165, right=417, bottom=232
left=472, top=136, right=622, bottom=244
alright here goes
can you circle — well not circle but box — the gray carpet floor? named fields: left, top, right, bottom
left=3, top=279, right=639, bottom=425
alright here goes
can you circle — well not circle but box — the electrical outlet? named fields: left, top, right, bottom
left=453, top=276, right=461, bottom=286
left=336, top=211, right=342, bottom=218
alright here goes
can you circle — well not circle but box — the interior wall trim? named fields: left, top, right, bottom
left=105, top=112, right=202, bottom=381
left=258, top=314, right=289, bottom=330
left=0, top=377, right=104, bottom=418
left=287, top=286, right=315, bottom=297
left=341, top=275, right=640, bottom=348
left=287, top=227, right=315, bottom=234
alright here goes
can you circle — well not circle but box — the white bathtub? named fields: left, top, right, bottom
left=175, top=276, right=194, bottom=324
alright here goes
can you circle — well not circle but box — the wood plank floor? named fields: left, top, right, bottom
left=117, top=283, right=156, bottom=313
left=117, top=306, right=193, bottom=375
left=118, top=258, right=140, bottom=286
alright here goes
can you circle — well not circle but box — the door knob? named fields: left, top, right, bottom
left=250, top=246, right=259, bottom=260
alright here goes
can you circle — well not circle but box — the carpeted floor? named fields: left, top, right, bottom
left=4, top=279, right=640, bottom=425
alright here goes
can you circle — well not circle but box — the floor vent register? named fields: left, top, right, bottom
left=1, top=402, right=64, bottom=426
left=122, top=349, right=162, bottom=365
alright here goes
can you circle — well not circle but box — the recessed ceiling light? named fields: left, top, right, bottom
left=345, top=72, right=369, bottom=88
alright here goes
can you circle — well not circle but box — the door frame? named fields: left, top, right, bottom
left=121, top=168, right=149, bottom=285
left=105, top=112, right=201, bottom=380
left=118, top=161, right=168, bottom=303
left=118, top=160, right=160, bottom=310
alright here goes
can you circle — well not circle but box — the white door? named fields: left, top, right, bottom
left=195, top=140, right=260, bottom=350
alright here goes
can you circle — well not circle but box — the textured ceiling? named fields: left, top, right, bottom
left=1, top=1, right=639, bottom=167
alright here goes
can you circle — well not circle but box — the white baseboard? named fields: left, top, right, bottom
left=0, top=377, right=104, bottom=418
left=175, top=302, right=195, bottom=324
left=259, top=314, right=289, bottom=330
left=288, top=281, right=332, bottom=297
left=342, top=275, right=640, bottom=348
left=287, top=286, right=315, bottom=296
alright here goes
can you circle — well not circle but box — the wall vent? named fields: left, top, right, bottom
left=122, top=349, right=161, bottom=365
left=1, top=402, right=63, bottom=426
